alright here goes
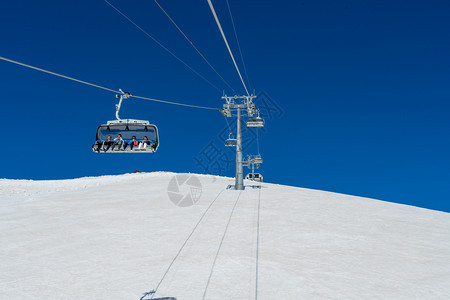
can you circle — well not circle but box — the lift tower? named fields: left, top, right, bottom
left=221, top=94, right=257, bottom=190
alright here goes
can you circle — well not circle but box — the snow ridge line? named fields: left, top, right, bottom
left=202, top=190, right=244, bottom=299
left=150, top=188, right=227, bottom=299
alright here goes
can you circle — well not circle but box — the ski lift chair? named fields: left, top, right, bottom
left=246, top=111, right=264, bottom=128
left=92, top=91, right=159, bottom=153
left=246, top=173, right=263, bottom=182
left=225, top=132, right=237, bottom=147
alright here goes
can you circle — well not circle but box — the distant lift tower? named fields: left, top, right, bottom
left=221, top=93, right=258, bottom=190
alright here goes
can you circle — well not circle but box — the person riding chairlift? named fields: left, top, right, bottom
left=125, top=136, right=139, bottom=151
left=93, top=135, right=113, bottom=152
left=93, top=140, right=102, bottom=153
left=102, top=135, right=114, bottom=152
left=112, top=133, right=124, bottom=151
left=138, top=136, right=151, bottom=151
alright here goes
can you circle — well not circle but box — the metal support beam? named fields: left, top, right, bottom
left=252, top=162, right=255, bottom=179
left=221, top=93, right=257, bottom=190
left=235, top=107, right=244, bottom=190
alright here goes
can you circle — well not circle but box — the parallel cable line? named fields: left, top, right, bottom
left=0, top=56, right=119, bottom=94
left=202, top=190, right=243, bottom=300
left=0, top=56, right=219, bottom=110
left=153, top=0, right=236, bottom=93
left=133, top=95, right=218, bottom=110
left=256, top=128, right=260, bottom=154
left=226, top=0, right=252, bottom=92
left=103, top=0, right=220, bottom=92
left=223, top=114, right=232, bottom=133
left=207, top=0, right=250, bottom=96
left=150, top=188, right=228, bottom=299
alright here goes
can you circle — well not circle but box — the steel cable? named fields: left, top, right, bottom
left=150, top=188, right=227, bottom=299
left=0, top=56, right=219, bottom=110
left=103, top=0, right=221, bottom=92
left=152, top=0, right=236, bottom=93
left=207, top=0, right=250, bottom=96
left=226, top=0, right=252, bottom=92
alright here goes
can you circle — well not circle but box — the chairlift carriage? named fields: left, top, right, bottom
left=225, top=132, right=237, bottom=147
left=246, top=116, right=264, bottom=128
left=251, top=154, right=263, bottom=164
left=245, top=154, right=263, bottom=182
left=246, top=173, right=263, bottom=182
left=92, top=91, right=159, bottom=153
left=246, top=110, right=264, bottom=128
left=246, top=154, right=263, bottom=169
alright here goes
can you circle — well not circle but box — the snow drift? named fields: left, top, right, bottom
left=1, top=172, right=449, bottom=299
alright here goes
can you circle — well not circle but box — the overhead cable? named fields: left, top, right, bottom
left=133, top=94, right=218, bottom=110
left=103, top=0, right=220, bottom=92
left=153, top=0, right=236, bottom=93
left=207, top=0, right=250, bottom=96
left=226, top=0, right=252, bottom=91
left=0, top=56, right=119, bottom=94
left=0, top=56, right=219, bottom=110
left=223, top=113, right=232, bottom=133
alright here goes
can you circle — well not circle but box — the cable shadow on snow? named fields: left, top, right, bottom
left=226, top=184, right=264, bottom=189
left=140, top=290, right=177, bottom=300
left=141, top=296, right=176, bottom=300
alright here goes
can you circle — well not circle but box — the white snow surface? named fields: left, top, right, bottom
left=1, top=172, right=450, bottom=299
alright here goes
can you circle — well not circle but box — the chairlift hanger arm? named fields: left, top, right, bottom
left=115, top=89, right=132, bottom=121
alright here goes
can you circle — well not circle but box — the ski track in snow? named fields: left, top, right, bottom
left=1, top=172, right=450, bottom=299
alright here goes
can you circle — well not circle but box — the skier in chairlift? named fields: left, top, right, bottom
left=112, top=133, right=124, bottom=151
left=139, top=136, right=151, bottom=151
left=102, top=135, right=114, bottom=152
left=126, top=136, right=139, bottom=151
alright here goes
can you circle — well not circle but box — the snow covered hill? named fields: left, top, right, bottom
left=1, top=172, right=449, bottom=299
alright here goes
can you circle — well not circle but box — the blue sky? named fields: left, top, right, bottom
left=1, top=0, right=449, bottom=212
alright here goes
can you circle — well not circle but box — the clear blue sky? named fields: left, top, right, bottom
left=1, top=0, right=449, bottom=212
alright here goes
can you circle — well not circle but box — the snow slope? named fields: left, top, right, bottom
left=1, top=172, right=449, bottom=299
